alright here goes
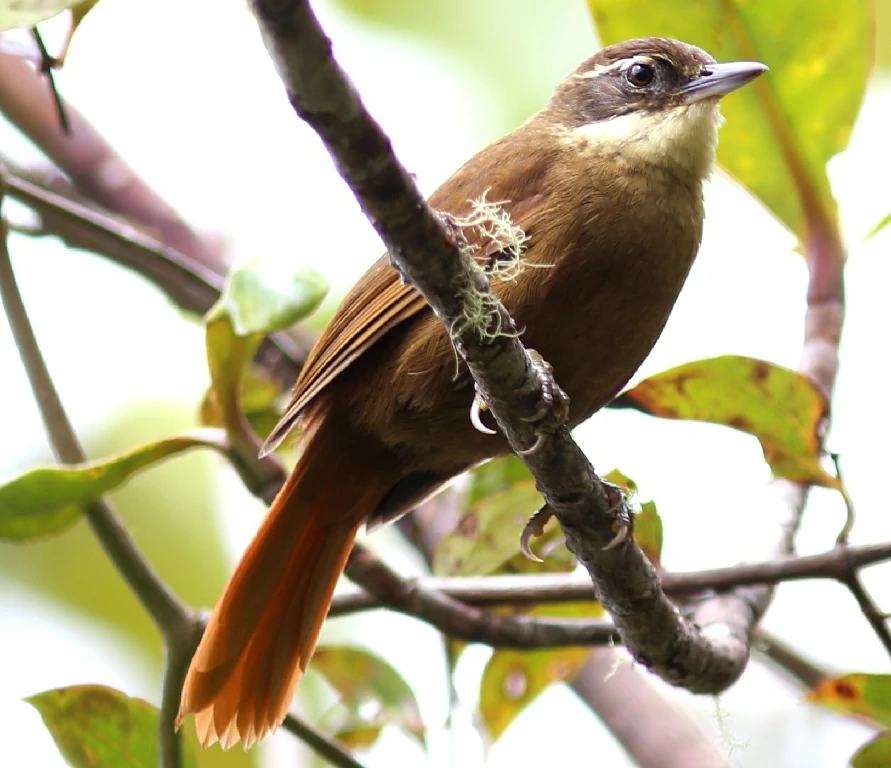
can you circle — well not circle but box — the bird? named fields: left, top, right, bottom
left=177, top=36, right=767, bottom=749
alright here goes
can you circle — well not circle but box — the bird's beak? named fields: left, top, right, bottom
left=680, top=60, right=768, bottom=103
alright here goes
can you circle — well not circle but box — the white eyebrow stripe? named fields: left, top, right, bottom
left=574, top=55, right=657, bottom=80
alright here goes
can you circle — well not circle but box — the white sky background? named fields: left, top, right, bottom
left=1, top=0, right=890, bottom=766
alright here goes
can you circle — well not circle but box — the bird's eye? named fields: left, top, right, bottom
left=626, top=62, right=655, bottom=87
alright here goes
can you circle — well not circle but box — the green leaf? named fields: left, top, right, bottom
left=200, top=364, right=286, bottom=445
left=433, top=481, right=573, bottom=577
left=611, top=356, right=838, bottom=489
left=586, top=0, right=872, bottom=240
left=479, top=603, right=602, bottom=740
left=603, top=469, right=663, bottom=567
left=0, top=0, right=92, bottom=31
left=465, top=455, right=533, bottom=507
left=806, top=674, right=891, bottom=728
left=0, top=430, right=227, bottom=543
left=26, top=684, right=199, bottom=768
left=866, top=210, right=891, bottom=240
left=222, top=258, right=328, bottom=337
left=853, top=733, right=891, bottom=768
left=311, top=645, right=426, bottom=749
left=205, top=259, right=326, bottom=448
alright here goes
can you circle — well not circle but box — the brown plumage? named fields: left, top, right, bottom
left=178, top=37, right=766, bottom=748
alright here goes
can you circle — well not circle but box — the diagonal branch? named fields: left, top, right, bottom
left=2, top=168, right=309, bottom=385
left=0, top=178, right=191, bottom=768
left=0, top=51, right=225, bottom=272
left=249, top=0, right=750, bottom=696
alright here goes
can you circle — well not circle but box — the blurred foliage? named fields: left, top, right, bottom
left=203, top=258, right=326, bottom=458
left=27, top=684, right=200, bottom=768
left=0, top=0, right=96, bottom=33
left=331, top=0, right=596, bottom=135
left=853, top=733, right=891, bottom=768
left=587, top=0, right=872, bottom=240
left=478, top=603, right=603, bottom=741
left=0, top=430, right=227, bottom=543
left=807, top=673, right=891, bottom=728
left=0, top=400, right=253, bottom=768
left=311, top=645, right=426, bottom=750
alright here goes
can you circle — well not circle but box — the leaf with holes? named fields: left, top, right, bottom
left=0, top=430, right=227, bottom=543
left=586, top=0, right=872, bottom=239
left=611, top=356, right=838, bottom=489
left=27, top=685, right=199, bottom=768
left=479, top=603, right=604, bottom=740
left=853, top=733, right=891, bottom=768
left=311, top=645, right=425, bottom=749
left=433, top=481, right=573, bottom=577
left=806, top=674, right=891, bottom=728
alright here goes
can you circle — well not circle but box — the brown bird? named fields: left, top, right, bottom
left=178, top=37, right=766, bottom=748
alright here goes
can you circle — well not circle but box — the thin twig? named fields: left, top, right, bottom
left=753, top=630, right=827, bottom=690
left=346, top=544, right=619, bottom=648
left=0, top=50, right=222, bottom=270
left=331, top=541, right=891, bottom=618
left=2, top=168, right=308, bottom=385
left=838, top=571, right=891, bottom=657
left=0, top=180, right=192, bottom=767
left=282, top=714, right=368, bottom=768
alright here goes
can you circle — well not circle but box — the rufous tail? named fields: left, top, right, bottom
left=176, top=426, right=386, bottom=749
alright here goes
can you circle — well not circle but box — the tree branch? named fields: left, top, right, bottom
left=345, top=544, right=618, bottom=647
left=249, top=0, right=747, bottom=698
left=331, top=541, right=891, bottom=618
left=0, top=168, right=361, bottom=768
left=753, top=630, right=827, bottom=690
left=0, top=178, right=191, bottom=768
left=1, top=167, right=309, bottom=385
left=281, top=714, right=369, bottom=768
left=0, top=51, right=227, bottom=273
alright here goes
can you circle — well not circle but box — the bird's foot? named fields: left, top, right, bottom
left=601, top=480, right=635, bottom=550
left=520, top=504, right=553, bottom=562
left=520, top=481, right=633, bottom=561
left=470, top=390, right=497, bottom=435
left=517, top=349, right=570, bottom=456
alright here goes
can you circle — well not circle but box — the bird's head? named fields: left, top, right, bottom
left=546, top=37, right=767, bottom=179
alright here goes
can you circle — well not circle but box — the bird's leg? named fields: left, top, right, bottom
left=516, top=349, right=570, bottom=456
left=520, top=480, right=633, bottom=561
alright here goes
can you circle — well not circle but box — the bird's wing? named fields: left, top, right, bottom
left=261, top=137, right=553, bottom=455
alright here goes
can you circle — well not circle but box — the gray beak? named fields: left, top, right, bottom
left=680, top=60, right=768, bottom=103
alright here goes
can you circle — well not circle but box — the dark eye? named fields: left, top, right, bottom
left=626, top=62, right=655, bottom=87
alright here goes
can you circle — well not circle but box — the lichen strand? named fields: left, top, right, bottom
left=453, top=191, right=546, bottom=285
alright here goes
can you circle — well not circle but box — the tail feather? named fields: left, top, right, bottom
left=178, top=426, right=387, bottom=749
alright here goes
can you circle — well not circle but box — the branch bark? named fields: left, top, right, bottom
left=331, top=541, right=891, bottom=618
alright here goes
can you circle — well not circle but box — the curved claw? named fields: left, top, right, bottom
left=602, top=521, right=633, bottom=550
left=517, top=432, right=546, bottom=456
left=470, top=394, right=496, bottom=435
left=520, top=505, right=554, bottom=562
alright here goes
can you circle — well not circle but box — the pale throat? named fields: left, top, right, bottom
left=568, top=101, right=724, bottom=180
